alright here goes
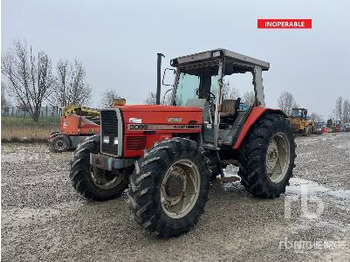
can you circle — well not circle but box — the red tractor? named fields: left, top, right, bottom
left=70, top=49, right=296, bottom=237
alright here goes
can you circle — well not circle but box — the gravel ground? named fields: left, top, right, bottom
left=1, top=133, right=350, bottom=261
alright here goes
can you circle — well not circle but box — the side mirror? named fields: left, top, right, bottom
left=162, top=68, right=176, bottom=86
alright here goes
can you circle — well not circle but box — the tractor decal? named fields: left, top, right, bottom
left=128, top=124, right=201, bottom=131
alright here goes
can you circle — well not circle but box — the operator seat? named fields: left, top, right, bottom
left=219, top=98, right=241, bottom=130
left=220, top=98, right=241, bottom=118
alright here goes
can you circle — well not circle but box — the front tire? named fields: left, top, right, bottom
left=49, top=134, right=70, bottom=152
left=70, top=135, right=130, bottom=201
left=239, top=113, right=295, bottom=198
left=128, top=138, right=210, bottom=237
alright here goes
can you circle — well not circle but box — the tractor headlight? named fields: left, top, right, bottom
left=103, top=136, right=110, bottom=144
left=114, top=138, right=119, bottom=145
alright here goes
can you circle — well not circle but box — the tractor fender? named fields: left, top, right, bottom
left=233, top=107, right=286, bottom=149
left=48, top=131, right=61, bottom=140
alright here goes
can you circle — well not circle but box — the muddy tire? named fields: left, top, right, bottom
left=239, top=113, right=295, bottom=198
left=70, top=135, right=130, bottom=201
left=49, top=134, right=70, bottom=152
left=128, top=138, right=210, bottom=237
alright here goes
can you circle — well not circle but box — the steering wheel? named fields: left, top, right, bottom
left=209, top=92, right=216, bottom=101
left=196, top=89, right=216, bottom=101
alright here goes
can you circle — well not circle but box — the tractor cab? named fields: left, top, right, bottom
left=288, top=107, right=313, bottom=135
left=169, top=49, right=270, bottom=148
left=290, top=108, right=308, bottom=120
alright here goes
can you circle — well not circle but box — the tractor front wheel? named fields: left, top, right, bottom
left=239, top=113, right=295, bottom=198
left=128, top=138, right=210, bottom=237
left=70, top=135, right=130, bottom=201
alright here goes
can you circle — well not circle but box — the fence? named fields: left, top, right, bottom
left=1, top=106, right=62, bottom=120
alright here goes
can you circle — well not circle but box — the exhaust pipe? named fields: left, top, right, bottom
left=156, top=53, right=165, bottom=105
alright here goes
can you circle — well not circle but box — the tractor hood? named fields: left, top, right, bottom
left=117, top=104, right=202, bottom=113
left=110, top=105, right=203, bottom=158
left=118, top=105, right=203, bottom=126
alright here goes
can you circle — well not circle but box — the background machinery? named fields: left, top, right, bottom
left=345, top=123, right=350, bottom=132
left=326, top=119, right=343, bottom=133
left=69, top=49, right=296, bottom=237
left=48, top=105, right=100, bottom=152
left=312, top=121, right=325, bottom=135
left=334, top=120, right=344, bottom=132
left=288, top=107, right=314, bottom=135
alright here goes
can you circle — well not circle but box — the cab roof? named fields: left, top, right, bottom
left=170, top=48, right=270, bottom=71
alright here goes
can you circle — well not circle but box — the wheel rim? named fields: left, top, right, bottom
left=266, top=132, right=291, bottom=183
left=90, top=168, right=124, bottom=190
left=161, top=159, right=200, bottom=219
left=55, top=139, right=67, bottom=151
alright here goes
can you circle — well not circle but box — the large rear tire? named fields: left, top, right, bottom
left=128, top=138, right=210, bottom=237
left=238, top=113, right=295, bottom=198
left=70, top=135, right=130, bottom=201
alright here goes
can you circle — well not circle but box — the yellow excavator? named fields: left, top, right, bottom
left=63, top=105, right=100, bottom=118
left=288, top=107, right=314, bottom=136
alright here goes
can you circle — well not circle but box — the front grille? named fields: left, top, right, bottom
left=101, top=110, right=119, bottom=155
left=127, top=136, right=146, bottom=150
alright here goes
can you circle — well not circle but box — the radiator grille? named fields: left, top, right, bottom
left=127, top=136, right=146, bottom=150
left=101, top=110, right=119, bottom=155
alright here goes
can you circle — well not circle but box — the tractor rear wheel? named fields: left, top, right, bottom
left=49, top=134, right=70, bottom=152
left=239, top=113, right=295, bottom=198
left=70, top=135, right=130, bottom=201
left=128, top=138, right=210, bottom=237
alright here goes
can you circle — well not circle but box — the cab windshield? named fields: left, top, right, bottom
left=174, top=69, right=219, bottom=106
left=291, top=110, right=302, bottom=118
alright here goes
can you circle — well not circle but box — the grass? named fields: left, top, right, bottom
left=1, top=116, right=59, bottom=143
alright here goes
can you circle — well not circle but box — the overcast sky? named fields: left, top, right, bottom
left=2, top=0, right=350, bottom=118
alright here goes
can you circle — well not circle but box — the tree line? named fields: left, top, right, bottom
left=278, top=91, right=323, bottom=121
left=1, top=40, right=91, bottom=121
left=2, top=40, right=349, bottom=124
left=335, top=96, right=350, bottom=124
left=277, top=91, right=350, bottom=123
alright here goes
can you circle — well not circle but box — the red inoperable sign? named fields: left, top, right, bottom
left=257, top=19, right=312, bottom=29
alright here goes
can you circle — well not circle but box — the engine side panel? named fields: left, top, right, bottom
left=121, top=109, right=203, bottom=158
